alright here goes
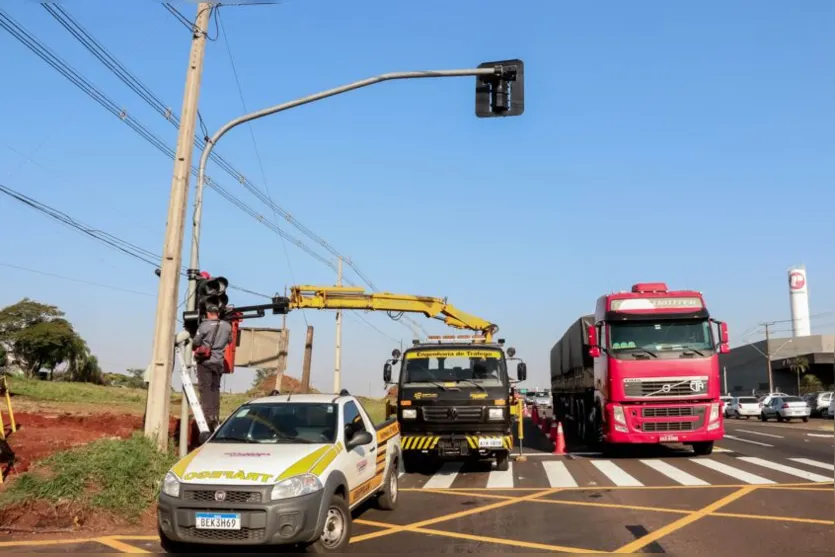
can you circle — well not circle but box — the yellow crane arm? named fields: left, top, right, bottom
left=287, top=285, right=498, bottom=340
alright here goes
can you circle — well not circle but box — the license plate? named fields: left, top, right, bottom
left=659, top=434, right=679, bottom=442
left=478, top=438, right=503, bottom=448
left=195, top=513, right=241, bottom=530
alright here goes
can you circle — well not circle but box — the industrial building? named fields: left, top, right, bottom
left=719, top=265, right=834, bottom=396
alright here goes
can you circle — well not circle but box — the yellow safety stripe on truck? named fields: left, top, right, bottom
left=401, top=435, right=513, bottom=450
left=276, top=442, right=344, bottom=481
left=349, top=468, right=386, bottom=505
left=309, top=441, right=344, bottom=477
left=170, top=446, right=205, bottom=479
left=376, top=420, right=400, bottom=444
left=405, top=349, right=501, bottom=359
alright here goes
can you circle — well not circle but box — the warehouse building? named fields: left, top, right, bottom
left=719, top=334, right=834, bottom=396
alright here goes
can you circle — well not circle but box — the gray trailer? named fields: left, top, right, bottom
left=550, top=314, right=596, bottom=442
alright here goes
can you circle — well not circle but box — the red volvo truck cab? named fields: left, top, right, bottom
left=551, top=283, right=729, bottom=456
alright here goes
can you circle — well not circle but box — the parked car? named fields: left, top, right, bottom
left=757, top=392, right=790, bottom=410
left=728, top=396, right=760, bottom=419
left=803, top=391, right=833, bottom=417
left=720, top=396, right=734, bottom=417
left=760, top=396, right=811, bottom=422
left=828, top=398, right=835, bottom=419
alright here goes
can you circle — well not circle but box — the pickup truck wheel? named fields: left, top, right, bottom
left=692, top=441, right=714, bottom=456
left=158, top=527, right=192, bottom=554
left=376, top=459, right=399, bottom=510
left=495, top=451, right=509, bottom=471
left=305, top=493, right=351, bottom=553
left=802, top=416, right=809, bottom=422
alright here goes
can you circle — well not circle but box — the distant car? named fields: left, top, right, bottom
left=534, top=395, right=552, bottom=409
left=828, top=398, right=835, bottom=419
left=804, top=392, right=833, bottom=417
left=760, top=396, right=810, bottom=422
left=757, top=392, right=790, bottom=410
left=728, top=396, right=760, bottom=419
left=720, top=396, right=734, bottom=417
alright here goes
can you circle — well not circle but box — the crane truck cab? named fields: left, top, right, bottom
left=383, top=335, right=526, bottom=472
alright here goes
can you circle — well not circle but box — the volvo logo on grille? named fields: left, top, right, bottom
left=214, top=490, right=227, bottom=502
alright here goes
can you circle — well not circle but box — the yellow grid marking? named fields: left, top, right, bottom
left=613, top=486, right=756, bottom=553
left=94, top=537, right=150, bottom=553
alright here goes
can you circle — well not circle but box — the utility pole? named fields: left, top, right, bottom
left=272, top=287, right=289, bottom=394
left=723, top=366, right=728, bottom=395
left=762, top=322, right=774, bottom=393
left=300, top=325, right=314, bottom=393
left=334, top=257, right=343, bottom=393
left=144, top=3, right=213, bottom=451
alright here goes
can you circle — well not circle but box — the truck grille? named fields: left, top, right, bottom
left=422, top=406, right=483, bottom=422
left=184, top=490, right=262, bottom=504
left=642, top=421, right=696, bottom=432
left=624, top=377, right=708, bottom=398
left=181, top=526, right=266, bottom=542
left=642, top=407, right=695, bottom=418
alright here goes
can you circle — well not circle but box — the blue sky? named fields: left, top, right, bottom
left=1, top=0, right=833, bottom=395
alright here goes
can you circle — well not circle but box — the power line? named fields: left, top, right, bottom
left=0, top=261, right=154, bottom=297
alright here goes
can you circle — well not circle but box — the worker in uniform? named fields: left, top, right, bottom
left=192, top=303, right=232, bottom=431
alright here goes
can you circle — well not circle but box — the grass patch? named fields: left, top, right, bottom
left=0, top=433, right=177, bottom=521
left=358, top=396, right=387, bottom=423
left=11, top=376, right=150, bottom=408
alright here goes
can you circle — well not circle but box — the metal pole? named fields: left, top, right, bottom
left=764, top=323, right=773, bottom=392
left=145, top=3, right=213, bottom=451
left=188, top=67, right=504, bottom=289
left=334, top=257, right=343, bottom=393
left=723, top=366, right=728, bottom=395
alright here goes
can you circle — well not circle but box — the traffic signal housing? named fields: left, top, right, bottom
left=475, top=59, right=524, bottom=118
left=197, top=275, right=229, bottom=317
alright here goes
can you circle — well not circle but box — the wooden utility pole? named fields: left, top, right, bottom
left=300, top=325, right=314, bottom=393
left=273, top=328, right=290, bottom=394
left=144, top=3, right=213, bottom=451
left=334, top=257, right=343, bottom=393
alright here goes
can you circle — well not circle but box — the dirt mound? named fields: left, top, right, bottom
left=0, top=499, right=156, bottom=535
left=2, top=412, right=178, bottom=476
left=251, top=373, right=319, bottom=396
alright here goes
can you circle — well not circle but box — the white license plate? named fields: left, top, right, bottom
left=478, top=438, right=503, bottom=448
left=195, top=513, right=241, bottom=530
left=659, top=434, right=679, bottom=442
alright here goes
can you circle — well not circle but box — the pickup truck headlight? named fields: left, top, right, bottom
left=161, top=472, right=181, bottom=498
left=402, top=408, right=417, bottom=419
left=488, top=407, right=504, bottom=420
left=271, top=474, right=323, bottom=501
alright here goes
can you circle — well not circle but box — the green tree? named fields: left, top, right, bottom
left=0, top=298, right=63, bottom=341
left=252, top=367, right=272, bottom=389
left=13, top=318, right=81, bottom=379
left=788, top=356, right=810, bottom=395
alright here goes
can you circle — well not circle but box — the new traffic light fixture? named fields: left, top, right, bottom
left=475, top=59, right=524, bottom=118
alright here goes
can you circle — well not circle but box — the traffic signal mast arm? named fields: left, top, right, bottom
left=286, top=286, right=498, bottom=340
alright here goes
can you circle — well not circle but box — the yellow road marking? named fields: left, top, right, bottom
left=110, top=536, right=161, bottom=541
left=95, top=537, right=150, bottom=553
left=613, top=486, right=756, bottom=553
left=0, top=538, right=100, bottom=548
left=409, top=526, right=604, bottom=553
left=760, top=485, right=834, bottom=492
left=711, top=511, right=834, bottom=525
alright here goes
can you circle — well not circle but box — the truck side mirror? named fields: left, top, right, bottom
left=587, top=324, right=601, bottom=358
left=383, top=362, right=392, bottom=383
left=517, top=362, right=527, bottom=381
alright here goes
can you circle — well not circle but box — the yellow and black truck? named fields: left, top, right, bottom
left=384, top=335, right=526, bottom=472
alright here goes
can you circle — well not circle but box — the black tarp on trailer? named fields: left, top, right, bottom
left=550, top=314, right=595, bottom=393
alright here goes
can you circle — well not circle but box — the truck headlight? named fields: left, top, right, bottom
left=270, top=474, right=323, bottom=501
left=612, top=405, right=626, bottom=425
left=402, top=408, right=417, bottom=419
left=488, top=407, right=504, bottom=420
left=161, top=472, right=181, bottom=498
left=708, top=403, right=720, bottom=422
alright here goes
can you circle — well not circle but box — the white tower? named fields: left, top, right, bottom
left=787, top=266, right=811, bottom=337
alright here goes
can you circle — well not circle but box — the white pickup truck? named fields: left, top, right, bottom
left=157, top=392, right=401, bottom=553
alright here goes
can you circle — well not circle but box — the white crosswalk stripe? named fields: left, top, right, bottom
left=591, top=460, right=644, bottom=486
left=788, top=458, right=834, bottom=472
left=542, top=461, right=578, bottom=487
left=689, top=458, right=775, bottom=484
left=738, top=457, right=832, bottom=483
left=405, top=455, right=833, bottom=490
left=640, top=459, right=709, bottom=486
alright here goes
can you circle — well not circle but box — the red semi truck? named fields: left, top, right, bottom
left=550, top=283, right=729, bottom=455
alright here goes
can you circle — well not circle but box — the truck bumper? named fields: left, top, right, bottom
left=604, top=402, right=724, bottom=445
left=401, top=433, right=513, bottom=457
left=157, top=488, right=325, bottom=547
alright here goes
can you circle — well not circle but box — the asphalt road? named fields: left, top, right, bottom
left=1, top=414, right=832, bottom=554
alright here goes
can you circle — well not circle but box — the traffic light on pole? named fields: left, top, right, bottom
left=198, top=275, right=229, bottom=317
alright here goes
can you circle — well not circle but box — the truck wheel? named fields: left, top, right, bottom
left=495, top=451, right=509, bottom=472
left=304, top=492, right=351, bottom=553
left=802, top=416, right=809, bottom=423
left=376, top=459, right=399, bottom=510
left=692, top=441, right=714, bottom=456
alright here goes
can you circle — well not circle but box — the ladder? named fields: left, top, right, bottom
left=174, top=344, right=210, bottom=435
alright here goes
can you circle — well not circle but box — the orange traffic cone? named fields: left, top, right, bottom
left=551, top=422, right=566, bottom=455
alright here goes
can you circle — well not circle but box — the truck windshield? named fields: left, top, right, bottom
left=212, top=403, right=337, bottom=444
left=609, top=319, right=713, bottom=353
left=402, top=348, right=505, bottom=387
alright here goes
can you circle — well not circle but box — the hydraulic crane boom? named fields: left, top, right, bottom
left=212, top=285, right=498, bottom=341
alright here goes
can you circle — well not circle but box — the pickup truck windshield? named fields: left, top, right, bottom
left=212, top=402, right=338, bottom=444
left=402, top=348, right=506, bottom=388
left=609, top=319, right=713, bottom=353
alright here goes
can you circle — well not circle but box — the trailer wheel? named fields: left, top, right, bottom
left=495, top=451, right=509, bottom=472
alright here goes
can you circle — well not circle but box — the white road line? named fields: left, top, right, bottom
left=423, top=462, right=462, bottom=489
left=690, top=458, right=775, bottom=484
left=723, top=434, right=774, bottom=447
left=738, top=457, right=832, bottom=483
left=487, top=462, right=514, bottom=489
left=806, top=433, right=833, bottom=438
left=733, top=429, right=784, bottom=439
left=788, top=458, right=835, bottom=472
left=541, top=461, right=579, bottom=487
left=712, top=447, right=732, bottom=453
left=591, top=460, right=644, bottom=486
left=639, top=459, right=709, bottom=486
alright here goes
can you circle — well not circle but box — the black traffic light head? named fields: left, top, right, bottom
left=475, top=59, right=524, bottom=118
left=196, top=275, right=229, bottom=318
